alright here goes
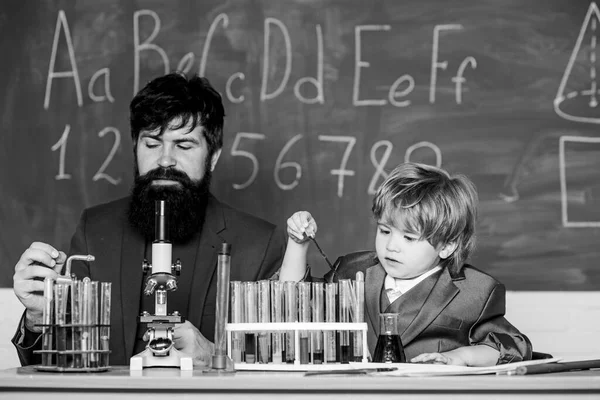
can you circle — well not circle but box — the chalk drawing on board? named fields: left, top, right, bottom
left=559, top=135, right=600, bottom=227
left=498, top=130, right=566, bottom=203
left=555, top=2, right=600, bottom=124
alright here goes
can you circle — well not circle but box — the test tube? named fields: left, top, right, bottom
left=89, top=281, right=99, bottom=368
left=99, top=282, right=111, bottom=367
left=213, top=243, right=231, bottom=369
left=338, top=279, right=353, bottom=363
left=230, top=281, right=244, bottom=363
left=257, top=280, right=271, bottom=363
left=324, top=282, right=337, bottom=363
left=311, top=282, right=324, bottom=364
left=283, top=281, right=297, bottom=364
left=354, top=272, right=365, bottom=362
left=81, top=277, right=91, bottom=368
left=70, top=279, right=82, bottom=368
left=41, top=277, right=54, bottom=367
left=244, top=281, right=257, bottom=363
left=54, top=283, right=69, bottom=368
left=270, top=281, right=284, bottom=363
left=298, top=282, right=311, bottom=364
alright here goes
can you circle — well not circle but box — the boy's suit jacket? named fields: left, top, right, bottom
left=325, top=251, right=532, bottom=364
left=12, top=194, right=285, bottom=366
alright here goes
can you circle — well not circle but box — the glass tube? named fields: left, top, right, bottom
left=230, top=281, right=244, bottom=363
left=54, top=283, right=69, bottom=368
left=298, top=282, right=311, bottom=364
left=270, top=281, right=284, bottom=363
left=89, top=281, right=99, bottom=368
left=70, top=280, right=82, bottom=368
left=324, top=282, right=337, bottom=363
left=311, top=282, right=324, bottom=364
left=81, top=277, right=91, bottom=368
left=213, top=243, right=231, bottom=369
left=354, top=272, right=365, bottom=361
left=257, top=280, right=271, bottom=363
left=99, top=282, right=111, bottom=367
left=283, top=281, right=297, bottom=364
left=244, top=281, right=257, bottom=364
left=41, top=277, right=54, bottom=367
left=338, top=279, right=352, bottom=363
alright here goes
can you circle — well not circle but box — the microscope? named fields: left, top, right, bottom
left=130, top=200, right=193, bottom=370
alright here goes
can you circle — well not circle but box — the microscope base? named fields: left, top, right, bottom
left=130, top=347, right=193, bottom=371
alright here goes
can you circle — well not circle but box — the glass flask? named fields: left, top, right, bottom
left=372, top=313, right=406, bottom=363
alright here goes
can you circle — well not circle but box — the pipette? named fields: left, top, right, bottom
left=310, top=237, right=333, bottom=269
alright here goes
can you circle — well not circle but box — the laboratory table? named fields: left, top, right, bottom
left=0, top=366, right=599, bottom=399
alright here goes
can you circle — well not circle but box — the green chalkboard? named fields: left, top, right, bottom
left=1, top=0, right=600, bottom=290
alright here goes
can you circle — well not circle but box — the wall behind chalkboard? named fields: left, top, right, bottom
left=1, top=0, right=600, bottom=290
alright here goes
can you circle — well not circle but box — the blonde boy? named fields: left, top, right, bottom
left=280, top=162, right=532, bottom=366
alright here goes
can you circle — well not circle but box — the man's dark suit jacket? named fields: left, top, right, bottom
left=325, top=251, right=532, bottom=364
left=12, top=194, right=285, bottom=366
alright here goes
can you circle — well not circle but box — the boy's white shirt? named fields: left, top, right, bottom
left=384, top=266, right=442, bottom=303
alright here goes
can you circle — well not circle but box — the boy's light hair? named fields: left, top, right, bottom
left=372, top=162, right=478, bottom=277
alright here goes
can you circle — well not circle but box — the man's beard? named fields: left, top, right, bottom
left=128, top=166, right=211, bottom=243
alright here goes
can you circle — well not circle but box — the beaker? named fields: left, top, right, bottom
left=372, top=313, right=406, bottom=363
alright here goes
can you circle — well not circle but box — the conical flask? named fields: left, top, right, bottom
left=372, top=313, right=406, bottom=363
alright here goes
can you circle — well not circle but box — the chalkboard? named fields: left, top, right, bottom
left=2, top=0, right=600, bottom=290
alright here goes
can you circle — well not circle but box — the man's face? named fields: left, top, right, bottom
left=128, top=117, right=221, bottom=242
left=136, top=118, right=220, bottom=183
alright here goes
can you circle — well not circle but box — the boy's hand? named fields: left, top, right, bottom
left=410, top=352, right=467, bottom=366
left=287, top=211, right=318, bottom=244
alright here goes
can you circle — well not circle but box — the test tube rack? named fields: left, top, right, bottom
left=34, top=259, right=112, bottom=373
left=226, top=321, right=368, bottom=371
left=34, top=322, right=112, bottom=373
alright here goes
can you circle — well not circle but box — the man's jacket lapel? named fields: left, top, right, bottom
left=120, top=219, right=145, bottom=363
left=187, top=196, right=226, bottom=331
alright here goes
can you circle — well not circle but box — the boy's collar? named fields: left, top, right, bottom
left=448, top=263, right=466, bottom=281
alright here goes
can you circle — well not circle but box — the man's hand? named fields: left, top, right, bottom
left=13, top=242, right=67, bottom=332
left=172, top=321, right=215, bottom=366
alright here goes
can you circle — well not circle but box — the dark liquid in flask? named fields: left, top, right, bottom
left=312, top=350, right=324, bottom=364
left=373, top=334, right=406, bottom=363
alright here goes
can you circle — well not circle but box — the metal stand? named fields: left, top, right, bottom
left=130, top=284, right=192, bottom=370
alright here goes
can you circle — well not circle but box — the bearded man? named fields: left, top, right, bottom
left=12, top=73, right=286, bottom=366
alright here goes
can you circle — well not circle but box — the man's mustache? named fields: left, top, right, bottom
left=138, top=168, right=194, bottom=185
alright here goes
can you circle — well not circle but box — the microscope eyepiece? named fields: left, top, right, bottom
left=154, top=200, right=169, bottom=243
left=219, top=243, right=231, bottom=255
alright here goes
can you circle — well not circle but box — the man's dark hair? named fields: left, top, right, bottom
left=129, top=72, right=225, bottom=156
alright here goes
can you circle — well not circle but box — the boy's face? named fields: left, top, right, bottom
left=375, top=221, right=445, bottom=280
